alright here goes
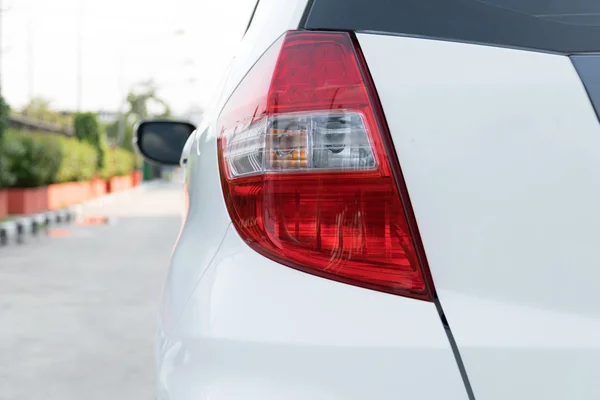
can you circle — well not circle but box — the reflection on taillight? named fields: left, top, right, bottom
left=217, top=31, right=433, bottom=300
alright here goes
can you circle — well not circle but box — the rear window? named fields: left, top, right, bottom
left=303, top=0, right=600, bottom=53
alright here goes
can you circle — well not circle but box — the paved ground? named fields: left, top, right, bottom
left=0, top=181, right=183, bottom=400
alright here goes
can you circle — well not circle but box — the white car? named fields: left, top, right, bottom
left=134, top=0, right=600, bottom=399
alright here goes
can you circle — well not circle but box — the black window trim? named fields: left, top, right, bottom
left=299, top=0, right=600, bottom=54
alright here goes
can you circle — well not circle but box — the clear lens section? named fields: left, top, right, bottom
left=223, top=111, right=376, bottom=178
left=309, top=113, right=375, bottom=170
left=224, top=118, right=267, bottom=178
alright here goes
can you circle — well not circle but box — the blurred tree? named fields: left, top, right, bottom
left=0, top=95, right=9, bottom=139
left=103, top=120, right=118, bottom=142
left=74, top=112, right=107, bottom=170
left=121, top=121, right=135, bottom=152
left=19, top=97, right=74, bottom=128
left=74, top=112, right=100, bottom=143
left=119, top=80, right=172, bottom=179
left=0, top=95, right=13, bottom=187
left=126, top=80, right=171, bottom=120
left=21, top=97, right=52, bottom=119
left=119, top=80, right=172, bottom=151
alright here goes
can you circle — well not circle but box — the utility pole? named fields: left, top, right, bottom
left=117, top=48, right=125, bottom=145
left=0, top=0, right=3, bottom=97
left=76, top=0, right=83, bottom=111
left=0, top=0, right=9, bottom=97
left=27, top=8, right=33, bottom=103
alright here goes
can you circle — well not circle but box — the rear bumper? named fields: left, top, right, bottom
left=157, top=225, right=468, bottom=400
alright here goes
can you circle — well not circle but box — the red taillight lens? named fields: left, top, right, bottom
left=217, top=31, right=433, bottom=300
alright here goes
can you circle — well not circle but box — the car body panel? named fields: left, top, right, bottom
left=159, top=124, right=231, bottom=338
left=159, top=0, right=310, bottom=339
left=159, top=1, right=600, bottom=398
left=358, top=32, right=600, bottom=399
left=158, top=226, right=468, bottom=400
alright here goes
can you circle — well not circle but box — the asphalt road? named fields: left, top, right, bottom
left=0, top=181, right=183, bottom=400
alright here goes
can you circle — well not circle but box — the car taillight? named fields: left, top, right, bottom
left=217, top=31, right=433, bottom=300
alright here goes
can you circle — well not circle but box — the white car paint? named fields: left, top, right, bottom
left=179, top=129, right=195, bottom=167
left=156, top=1, right=600, bottom=399
left=359, top=32, right=600, bottom=399
left=159, top=225, right=467, bottom=400
left=159, top=0, right=311, bottom=337
left=157, top=0, right=469, bottom=398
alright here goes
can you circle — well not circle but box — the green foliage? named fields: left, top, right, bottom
left=0, top=100, right=139, bottom=188
left=21, top=97, right=52, bottom=117
left=99, top=135, right=109, bottom=171
left=101, top=147, right=137, bottom=179
left=103, top=116, right=136, bottom=151
left=1, top=130, right=62, bottom=187
left=18, top=97, right=74, bottom=128
left=74, top=112, right=99, bottom=143
left=122, top=121, right=135, bottom=152
left=1, top=130, right=99, bottom=188
left=0, top=151, right=16, bottom=187
left=0, top=96, right=12, bottom=187
left=0, top=138, right=18, bottom=188
left=104, top=120, right=118, bottom=142
left=74, top=112, right=107, bottom=170
left=114, top=148, right=137, bottom=176
left=54, top=136, right=98, bottom=183
left=0, top=95, right=10, bottom=139
left=135, top=152, right=144, bottom=169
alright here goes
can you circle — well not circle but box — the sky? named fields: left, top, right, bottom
left=1, top=0, right=257, bottom=115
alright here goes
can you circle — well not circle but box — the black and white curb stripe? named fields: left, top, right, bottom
left=0, top=207, right=78, bottom=247
left=0, top=181, right=154, bottom=247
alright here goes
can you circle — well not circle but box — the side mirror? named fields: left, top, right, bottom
left=134, top=120, right=197, bottom=166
